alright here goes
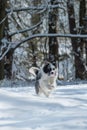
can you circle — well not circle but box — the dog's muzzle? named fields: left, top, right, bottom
left=49, top=71, right=56, bottom=77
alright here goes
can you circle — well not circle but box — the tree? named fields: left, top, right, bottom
left=48, top=0, right=58, bottom=66
left=0, top=0, right=8, bottom=80
left=79, top=0, right=87, bottom=78
left=30, top=0, right=41, bottom=67
left=67, top=0, right=87, bottom=79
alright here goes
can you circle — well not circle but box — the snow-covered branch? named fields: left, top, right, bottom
left=9, top=21, right=42, bottom=37
left=0, top=33, right=87, bottom=61
left=6, top=4, right=64, bottom=13
left=14, top=33, right=87, bottom=47
left=13, top=33, right=87, bottom=49
left=0, top=15, right=8, bottom=25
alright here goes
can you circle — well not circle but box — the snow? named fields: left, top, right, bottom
left=0, top=82, right=87, bottom=130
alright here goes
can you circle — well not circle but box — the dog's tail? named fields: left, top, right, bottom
left=29, top=67, right=40, bottom=77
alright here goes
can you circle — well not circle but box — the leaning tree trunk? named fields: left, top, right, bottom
left=67, top=0, right=86, bottom=79
left=0, top=0, right=7, bottom=80
left=48, top=0, right=58, bottom=66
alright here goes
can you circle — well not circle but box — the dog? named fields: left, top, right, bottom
left=29, top=62, right=58, bottom=97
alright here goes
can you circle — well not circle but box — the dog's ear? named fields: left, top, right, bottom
left=44, top=60, right=58, bottom=68
left=52, top=61, right=58, bottom=68
left=29, top=67, right=40, bottom=77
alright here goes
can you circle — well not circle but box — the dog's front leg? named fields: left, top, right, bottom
left=41, top=86, right=51, bottom=97
left=35, top=81, right=43, bottom=96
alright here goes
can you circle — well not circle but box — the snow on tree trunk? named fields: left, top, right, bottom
left=48, top=0, right=58, bottom=66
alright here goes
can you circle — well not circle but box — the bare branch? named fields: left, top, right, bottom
left=0, top=15, right=8, bottom=25
left=14, top=33, right=87, bottom=47
left=0, top=43, right=11, bottom=61
left=6, top=4, right=64, bottom=13
left=12, top=33, right=87, bottom=50
left=0, top=33, right=87, bottom=61
left=9, top=21, right=42, bottom=37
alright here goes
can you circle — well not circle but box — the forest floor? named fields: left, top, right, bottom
left=0, top=79, right=87, bottom=130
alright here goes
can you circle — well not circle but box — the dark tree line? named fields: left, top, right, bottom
left=0, top=0, right=7, bottom=79
left=67, top=0, right=87, bottom=79
left=0, top=0, right=87, bottom=80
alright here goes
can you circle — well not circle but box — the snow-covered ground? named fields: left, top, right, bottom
left=0, top=81, right=87, bottom=130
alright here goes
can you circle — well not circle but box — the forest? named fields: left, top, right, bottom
left=0, top=0, right=87, bottom=82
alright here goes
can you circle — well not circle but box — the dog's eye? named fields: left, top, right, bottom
left=53, top=68, right=55, bottom=70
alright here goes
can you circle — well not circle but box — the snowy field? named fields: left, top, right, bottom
left=0, top=81, right=87, bottom=130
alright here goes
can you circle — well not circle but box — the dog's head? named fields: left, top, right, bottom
left=29, top=62, right=58, bottom=80
left=41, top=62, right=58, bottom=78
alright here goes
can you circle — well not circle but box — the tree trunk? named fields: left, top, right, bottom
left=30, top=0, right=41, bottom=67
left=79, top=0, right=87, bottom=78
left=0, top=0, right=7, bottom=80
left=48, top=0, right=58, bottom=66
left=4, top=1, right=13, bottom=79
left=67, top=0, right=86, bottom=79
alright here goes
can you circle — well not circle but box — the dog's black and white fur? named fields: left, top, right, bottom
left=29, top=62, right=58, bottom=97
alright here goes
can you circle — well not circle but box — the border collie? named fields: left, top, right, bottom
left=29, top=62, right=58, bottom=97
